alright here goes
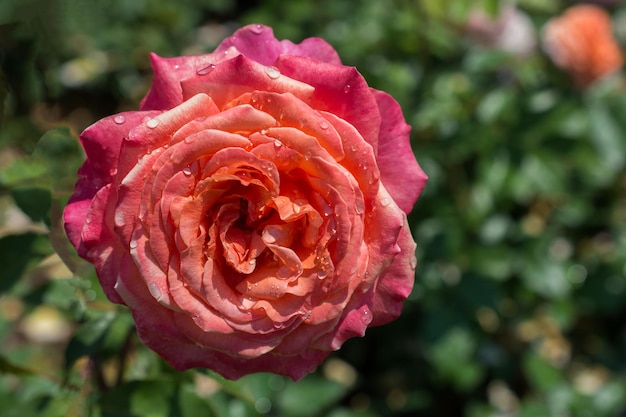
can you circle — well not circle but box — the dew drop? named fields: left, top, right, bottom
left=344, top=84, right=351, bottom=93
left=182, top=166, right=192, bottom=176
left=249, top=24, right=264, bottom=35
left=251, top=92, right=259, bottom=103
left=380, top=197, right=391, bottom=207
left=264, top=233, right=277, bottom=244
left=114, top=211, right=126, bottom=228
left=318, top=269, right=327, bottom=279
left=362, top=308, right=373, bottom=325
left=264, top=66, right=281, bottom=79
left=355, top=199, right=365, bottom=215
left=350, top=143, right=357, bottom=152
left=277, top=266, right=291, bottom=279
left=146, top=118, right=160, bottom=128
left=319, top=120, right=329, bottom=130
left=196, top=64, right=216, bottom=75
left=109, top=168, right=118, bottom=176
left=113, top=115, right=126, bottom=124
left=129, top=240, right=138, bottom=249
left=273, top=139, right=282, bottom=149
left=410, top=254, right=418, bottom=270
left=293, top=199, right=304, bottom=214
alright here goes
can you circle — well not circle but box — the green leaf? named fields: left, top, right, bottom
left=178, top=382, right=217, bottom=417
left=0, top=158, right=47, bottom=187
left=10, top=187, right=51, bottom=225
left=587, top=101, right=625, bottom=178
left=276, top=375, right=347, bottom=417
left=522, top=351, right=563, bottom=391
left=0, top=232, right=50, bottom=293
left=99, top=380, right=177, bottom=417
left=0, top=354, right=37, bottom=376
left=64, top=311, right=116, bottom=370
left=428, top=327, right=484, bottom=391
left=34, top=126, right=84, bottom=192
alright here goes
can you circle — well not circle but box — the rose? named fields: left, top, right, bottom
left=542, top=5, right=624, bottom=87
left=465, top=3, right=536, bottom=57
left=63, top=24, right=427, bottom=380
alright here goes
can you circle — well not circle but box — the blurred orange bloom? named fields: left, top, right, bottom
left=543, top=5, right=624, bottom=87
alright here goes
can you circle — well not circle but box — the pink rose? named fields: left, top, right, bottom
left=63, top=24, right=427, bottom=380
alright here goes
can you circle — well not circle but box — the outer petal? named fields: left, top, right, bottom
left=368, top=215, right=416, bottom=326
left=180, top=55, right=315, bottom=108
left=371, top=90, right=428, bottom=214
left=215, top=24, right=341, bottom=66
left=275, top=55, right=382, bottom=152
left=141, top=53, right=234, bottom=111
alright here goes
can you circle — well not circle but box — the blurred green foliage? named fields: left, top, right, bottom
left=2, top=0, right=626, bottom=416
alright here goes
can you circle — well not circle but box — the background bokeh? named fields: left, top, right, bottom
left=3, top=0, right=626, bottom=416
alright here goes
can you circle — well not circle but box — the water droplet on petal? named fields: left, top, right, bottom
left=277, top=266, right=291, bottom=279
left=182, top=166, right=192, bottom=176
left=146, top=118, right=160, bottom=128
left=355, top=199, right=365, bottom=215
left=362, top=308, right=373, bottom=325
left=129, top=240, right=138, bottom=249
left=344, top=84, right=351, bottom=93
left=350, top=143, right=357, bottom=152
left=251, top=92, right=259, bottom=103
left=113, top=115, right=125, bottom=124
left=380, top=197, right=391, bottom=207
left=109, top=168, right=118, bottom=176
left=264, top=66, right=281, bottom=79
left=250, top=24, right=264, bottom=34
left=318, top=269, right=327, bottom=279
left=319, top=120, right=329, bottom=130
left=410, top=254, right=418, bottom=270
left=293, top=201, right=303, bottom=214
left=196, top=64, right=216, bottom=75
left=273, top=139, right=282, bottom=149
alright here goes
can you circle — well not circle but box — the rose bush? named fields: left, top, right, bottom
left=63, top=24, right=427, bottom=380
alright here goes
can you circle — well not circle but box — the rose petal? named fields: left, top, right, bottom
left=181, top=55, right=315, bottom=108
left=275, top=55, right=382, bottom=152
left=214, top=24, right=342, bottom=67
left=371, top=90, right=428, bottom=214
